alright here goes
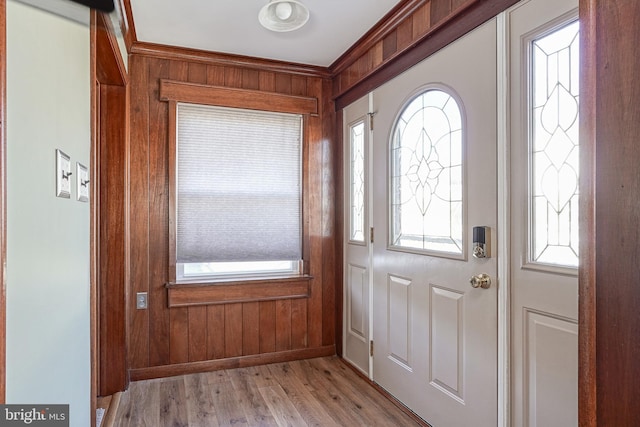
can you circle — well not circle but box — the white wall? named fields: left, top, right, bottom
left=6, top=2, right=91, bottom=426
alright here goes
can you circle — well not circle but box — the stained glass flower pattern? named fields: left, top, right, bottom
left=531, top=21, right=580, bottom=267
left=391, top=89, right=463, bottom=254
left=350, top=121, right=366, bottom=242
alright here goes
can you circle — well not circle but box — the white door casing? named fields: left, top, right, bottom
left=508, top=0, right=579, bottom=425
left=343, top=94, right=372, bottom=376
left=371, top=19, right=498, bottom=427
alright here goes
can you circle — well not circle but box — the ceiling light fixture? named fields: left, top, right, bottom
left=259, top=0, right=310, bottom=32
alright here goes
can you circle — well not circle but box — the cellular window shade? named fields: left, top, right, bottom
left=176, top=103, right=302, bottom=263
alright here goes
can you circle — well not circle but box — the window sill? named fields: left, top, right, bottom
left=166, top=275, right=313, bottom=307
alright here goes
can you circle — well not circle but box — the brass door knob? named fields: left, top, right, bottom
left=470, top=273, right=491, bottom=289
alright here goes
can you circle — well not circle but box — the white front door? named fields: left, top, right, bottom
left=343, top=95, right=372, bottom=376
left=507, top=0, right=579, bottom=425
left=371, top=19, right=498, bottom=427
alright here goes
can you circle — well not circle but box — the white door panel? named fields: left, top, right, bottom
left=508, top=0, right=579, bottom=425
left=343, top=95, right=372, bottom=376
left=372, top=19, right=498, bottom=427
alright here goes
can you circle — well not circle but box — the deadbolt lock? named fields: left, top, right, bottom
left=472, top=226, right=491, bottom=259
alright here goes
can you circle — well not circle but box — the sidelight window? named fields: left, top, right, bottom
left=349, top=120, right=366, bottom=243
left=529, top=20, right=580, bottom=268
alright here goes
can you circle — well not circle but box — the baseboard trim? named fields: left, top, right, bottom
left=103, top=392, right=121, bottom=427
left=339, top=357, right=432, bottom=427
left=129, top=345, right=336, bottom=381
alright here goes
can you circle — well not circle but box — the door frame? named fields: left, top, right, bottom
left=496, top=10, right=511, bottom=427
left=90, top=8, right=128, bottom=425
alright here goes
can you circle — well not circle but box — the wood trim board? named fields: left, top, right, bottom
left=159, top=79, right=318, bottom=115
left=167, top=277, right=312, bottom=307
left=133, top=41, right=331, bottom=78
left=333, top=0, right=520, bottom=110
left=129, top=345, right=335, bottom=381
left=578, top=0, right=596, bottom=424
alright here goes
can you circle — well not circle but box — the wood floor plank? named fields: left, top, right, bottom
left=227, top=367, right=279, bottom=426
left=159, top=378, right=188, bottom=427
left=115, top=378, right=160, bottom=427
left=184, top=373, right=220, bottom=427
left=311, top=357, right=423, bottom=426
left=258, top=384, right=308, bottom=427
left=209, top=378, right=250, bottom=426
left=202, top=369, right=229, bottom=385
left=250, top=364, right=279, bottom=388
left=267, top=362, right=340, bottom=427
left=289, top=359, right=372, bottom=426
left=114, top=356, right=425, bottom=427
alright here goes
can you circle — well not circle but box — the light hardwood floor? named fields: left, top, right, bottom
left=114, top=356, right=425, bottom=426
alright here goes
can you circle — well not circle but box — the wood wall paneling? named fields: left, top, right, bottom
left=95, top=11, right=129, bottom=400
left=578, top=0, right=596, bottom=425
left=241, top=302, right=260, bottom=355
left=581, top=1, right=640, bottom=426
left=412, top=3, right=431, bottom=39
left=130, top=41, right=330, bottom=79
left=330, top=0, right=523, bottom=109
left=334, top=107, right=344, bottom=357
left=166, top=59, right=190, bottom=367
left=430, top=0, right=452, bottom=24
left=330, top=0, right=431, bottom=75
left=259, top=301, right=277, bottom=353
left=206, top=305, right=225, bottom=360
left=321, top=76, right=337, bottom=347
left=307, top=76, right=324, bottom=350
left=128, top=54, right=151, bottom=370
left=98, top=84, right=128, bottom=396
left=147, top=57, right=171, bottom=368
left=224, top=304, right=243, bottom=358
left=127, top=52, right=336, bottom=376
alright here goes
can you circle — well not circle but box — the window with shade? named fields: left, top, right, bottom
left=174, top=103, right=303, bottom=281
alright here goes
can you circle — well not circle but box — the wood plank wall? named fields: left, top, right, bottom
left=331, top=0, right=436, bottom=97
left=330, top=0, right=520, bottom=109
left=579, top=0, right=640, bottom=425
left=127, top=49, right=336, bottom=380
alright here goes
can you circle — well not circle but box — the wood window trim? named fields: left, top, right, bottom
left=166, top=276, right=312, bottom=307
left=163, top=80, right=316, bottom=303
left=159, top=79, right=318, bottom=115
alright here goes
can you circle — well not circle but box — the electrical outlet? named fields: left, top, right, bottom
left=136, top=292, right=148, bottom=309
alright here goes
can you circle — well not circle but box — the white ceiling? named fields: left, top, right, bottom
left=129, top=0, right=402, bottom=67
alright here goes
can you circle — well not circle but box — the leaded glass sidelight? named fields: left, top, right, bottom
left=390, top=89, right=463, bottom=255
left=530, top=20, right=580, bottom=267
left=350, top=121, right=366, bottom=242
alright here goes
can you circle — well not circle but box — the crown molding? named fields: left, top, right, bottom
left=131, top=41, right=331, bottom=78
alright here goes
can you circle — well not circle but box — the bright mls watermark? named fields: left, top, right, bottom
left=0, top=405, right=68, bottom=426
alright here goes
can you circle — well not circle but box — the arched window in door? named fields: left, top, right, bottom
left=390, top=87, right=464, bottom=255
